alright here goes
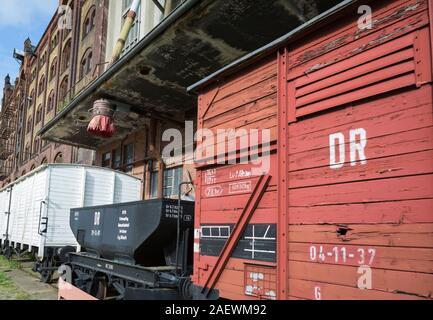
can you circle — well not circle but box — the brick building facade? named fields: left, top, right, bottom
left=0, top=0, right=111, bottom=187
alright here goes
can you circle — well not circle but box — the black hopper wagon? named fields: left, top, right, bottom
left=63, top=199, right=195, bottom=300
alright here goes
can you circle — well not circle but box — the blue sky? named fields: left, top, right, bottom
left=0, top=0, right=58, bottom=84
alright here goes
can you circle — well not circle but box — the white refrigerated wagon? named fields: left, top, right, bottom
left=0, top=164, right=141, bottom=282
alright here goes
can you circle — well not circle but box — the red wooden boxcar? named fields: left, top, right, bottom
left=189, top=0, right=433, bottom=300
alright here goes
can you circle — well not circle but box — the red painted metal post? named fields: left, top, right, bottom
left=201, top=174, right=271, bottom=297
left=277, top=48, right=290, bottom=299
left=192, top=171, right=202, bottom=285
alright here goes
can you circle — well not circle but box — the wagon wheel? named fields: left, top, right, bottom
left=90, top=276, right=108, bottom=300
left=40, top=258, right=54, bottom=283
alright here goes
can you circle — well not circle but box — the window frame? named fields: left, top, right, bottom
left=163, top=166, right=183, bottom=199
left=101, top=151, right=111, bottom=168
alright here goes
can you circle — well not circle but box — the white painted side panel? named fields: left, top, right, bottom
left=114, top=173, right=142, bottom=203
left=8, top=170, right=47, bottom=248
left=45, top=167, right=84, bottom=247
left=84, top=169, right=116, bottom=207
left=0, top=165, right=141, bottom=257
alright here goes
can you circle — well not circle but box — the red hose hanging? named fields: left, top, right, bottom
left=87, top=99, right=116, bottom=138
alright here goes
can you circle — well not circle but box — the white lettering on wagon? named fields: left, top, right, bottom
left=229, top=169, right=252, bottom=180
left=204, top=169, right=216, bottom=185
left=229, top=181, right=252, bottom=194
left=205, top=185, right=224, bottom=198
left=329, top=128, right=367, bottom=169
left=309, top=245, right=376, bottom=266
left=93, top=211, right=101, bottom=226
left=117, top=209, right=129, bottom=241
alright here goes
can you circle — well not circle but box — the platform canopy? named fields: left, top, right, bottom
left=39, top=0, right=343, bottom=149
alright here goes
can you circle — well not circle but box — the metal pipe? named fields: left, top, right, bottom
left=175, top=181, right=194, bottom=276
left=110, top=0, right=141, bottom=64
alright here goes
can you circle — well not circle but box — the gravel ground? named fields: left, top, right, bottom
left=0, top=256, right=58, bottom=300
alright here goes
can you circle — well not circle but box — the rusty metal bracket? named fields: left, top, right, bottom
left=201, top=174, right=271, bottom=298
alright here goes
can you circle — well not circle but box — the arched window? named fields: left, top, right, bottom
left=31, top=68, right=37, bottom=82
left=36, top=105, right=43, bottom=124
left=34, top=137, right=40, bottom=154
left=21, top=170, right=26, bottom=177
left=28, top=89, right=35, bottom=108
left=54, top=152, right=64, bottom=163
left=47, top=90, right=55, bottom=112
left=61, top=40, right=71, bottom=73
left=82, top=6, right=96, bottom=38
left=59, top=76, right=69, bottom=102
left=38, top=75, right=46, bottom=95
left=26, top=116, right=33, bottom=133
left=63, top=2, right=74, bottom=37
left=50, top=58, right=57, bottom=80
left=30, top=164, right=36, bottom=171
left=39, top=52, right=47, bottom=69
left=80, top=49, right=93, bottom=79
left=24, top=143, right=30, bottom=160
left=51, top=32, right=58, bottom=51
left=41, top=157, right=48, bottom=165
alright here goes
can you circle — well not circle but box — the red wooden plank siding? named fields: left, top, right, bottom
left=283, top=0, right=432, bottom=300
left=193, top=52, right=279, bottom=298
left=193, top=0, right=433, bottom=300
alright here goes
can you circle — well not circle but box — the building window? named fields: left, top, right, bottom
left=39, top=52, right=47, bottom=69
left=31, top=69, right=37, bottom=82
left=54, top=152, right=63, bottom=163
left=80, top=49, right=93, bottom=79
left=36, top=105, right=43, bottom=123
left=163, top=167, right=183, bottom=198
left=122, top=0, right=133, bottom=12
left=47, top=91, right=55, bottom=112
left=63, top=3, right=73, bottom=37
left=41, top=157, right=48, bottom=165
left=102, top=151, right=111, bottom=167
left=61, top=40, right=71, bottom=73
left=83, top=6, right=96, bottom=38
left=59, top=76, right=69, bottom=102
left=122, top=0, right=141, bottom=53
left=34, top=138, right=40, bottom=154
left=26, top=117, right=33, bottom=133
left=38, top=75, right=46, bottom=95
left=51, top=32, right=58, bottom=51
left=28, top=90, right=35, bottom=108
left=50, top=58, right=57, bottom=81
left=112, top=148, right=121, bottom=170
left=123, top=143, right=134, bottom=173
left=150, top=170, right=159, bottom=199
left=24, top=143, right=30, bottom=160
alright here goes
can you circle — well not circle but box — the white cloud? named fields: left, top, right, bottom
left=0, top=0, right=58, bottom=28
